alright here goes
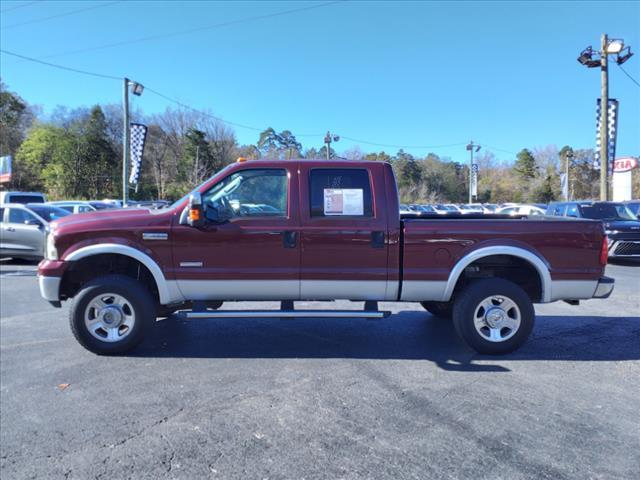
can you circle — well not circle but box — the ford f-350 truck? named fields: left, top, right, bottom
left=38, top=159, right=614, bottom=355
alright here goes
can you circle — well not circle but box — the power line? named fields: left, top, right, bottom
left=144, top=86, right=267, bottom=133
left=1, top=1, right=122, bottom=30
left=0, top=48, right=121, bottom=80
left=477, top=143, right=516, bottom=155
left=617, top=63, right=640, bottom=88
left=0, top=47, right=517, bottom=156
left=38, top=1, right=344, bottom=60
left=339, top=136, right=467, bottom=150
left=0, top=1, right=38, bottom=13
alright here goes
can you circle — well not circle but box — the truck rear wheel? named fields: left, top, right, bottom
left=420, top=301, right=453, bottom=318
left=69, top=275, right=155, bottom=355
left=452, top=279, right=534, bottom=355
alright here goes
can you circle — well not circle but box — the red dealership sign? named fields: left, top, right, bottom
left=613, top=157, right=638, bottom=173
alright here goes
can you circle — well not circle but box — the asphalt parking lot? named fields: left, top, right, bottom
left=1, top=259, right=639, bottom=480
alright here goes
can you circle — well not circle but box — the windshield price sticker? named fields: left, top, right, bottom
left=324, top=188, right=364, bottom=216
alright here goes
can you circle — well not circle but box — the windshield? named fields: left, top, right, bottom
left=169, top=164, right=235, bottom=210
left=579, top=203, right=636, bottom=221
left=27, top=205, right=71, bottom=222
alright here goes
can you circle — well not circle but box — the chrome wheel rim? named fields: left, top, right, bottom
left=473, top=295, right=521, bottom=343
left=84, top=293, right=136, bottom=343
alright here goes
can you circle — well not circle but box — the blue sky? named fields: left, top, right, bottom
left=1, top=0, right=639, bottom=163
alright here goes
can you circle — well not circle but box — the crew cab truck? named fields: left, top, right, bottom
left=38, top=159, right=614, bottom=355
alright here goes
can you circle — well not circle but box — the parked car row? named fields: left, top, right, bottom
left=0, top=191, right=170, bottom=261
left=547, top=201, right=640, bottom=258
left=400, top=203, right=546, bottom=216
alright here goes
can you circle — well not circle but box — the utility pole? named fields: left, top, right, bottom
left=324, top=131, right=340, bottom=160
left=121, top=78, right=144, bottom=204
left=578, top=34, right=634, bottom=201
left=565, top=150, right=573, bottom=201
left=122, top=77, right=130, bottom=206
left=466, top=141, right=481, bottom=204
left=194, top=145, right=200, bottom=183
left=599, top=33, right=609, bottom=201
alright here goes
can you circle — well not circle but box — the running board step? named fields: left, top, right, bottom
left=179, top=310, right=391, bottom=320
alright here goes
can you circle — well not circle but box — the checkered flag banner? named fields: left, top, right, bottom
left=128, top=123, right=148, bottom=185
left=470, top=163, right=479, bottom=197
left=594, top=98, right=619, bottom=173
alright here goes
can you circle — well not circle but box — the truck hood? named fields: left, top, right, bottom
left=50, top=207, right=173, bottom=236
left=603, top=219, right=640, bottom=232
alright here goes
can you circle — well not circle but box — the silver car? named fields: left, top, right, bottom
left=48, top=201, right=97, bottom=214
left=0, top=203, right=70, bottom=260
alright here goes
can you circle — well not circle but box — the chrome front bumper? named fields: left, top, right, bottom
left=39, top=275, right=61, bottom=302
left=593, top=276, right=615, bottom=299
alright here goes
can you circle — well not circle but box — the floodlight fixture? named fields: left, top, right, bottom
left=130, top=82, right=144, bottom=96
left=616, top=46, right=634, bottom=65
left=606, top=39, right=624, bottom=54
left=577, top=47, right=601, bottom=68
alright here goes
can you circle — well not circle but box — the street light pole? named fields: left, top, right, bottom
left=324, top=131, right=340, bottom=160
left=466, top=141, right=480, bottom=204
left=122, top=77, right=130, bottom=206
left=578, top=35, right=634, bottom=201
left=599, top=33, right=609, bottom=201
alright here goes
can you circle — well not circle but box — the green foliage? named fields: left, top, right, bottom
left=0, top=81, right=34, bottom=159
left=514, top=149, right=537, bottom=180
left=257, top=127, right=302, bottom=159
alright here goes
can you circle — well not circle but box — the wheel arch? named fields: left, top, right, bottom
left=443, top=246, right=552, bottom=303
left=63, top=244, right=180, bottom=304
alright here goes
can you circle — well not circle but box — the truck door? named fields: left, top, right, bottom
left=298, top=163, right=392, bottom=300
left=170, top=166, right=301, bottom=300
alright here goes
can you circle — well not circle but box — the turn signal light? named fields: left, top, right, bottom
left=600, top=236, right=608, bottom=266
left=189, top=208, right=201, bottom=221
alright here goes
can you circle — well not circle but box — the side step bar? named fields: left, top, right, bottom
left=179, top=310, right=390, bottom=320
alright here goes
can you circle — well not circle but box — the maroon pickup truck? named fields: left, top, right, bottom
left=38, top=159, right=614, bottom=355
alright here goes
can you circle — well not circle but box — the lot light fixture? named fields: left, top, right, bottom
left=605, top=39, right=624, bottom=54
left=616, top=46, right=634, bottom=65
left=577, top=34, right=634, bottom=201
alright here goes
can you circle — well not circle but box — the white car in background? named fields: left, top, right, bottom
left=48, top=201, right=97, bottom=214
left=496, top=204, right=546, bottom=216
left=432, top=204, right=458, bottom=215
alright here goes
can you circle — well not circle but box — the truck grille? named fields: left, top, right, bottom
left=613, top=241, right=640, bottom=256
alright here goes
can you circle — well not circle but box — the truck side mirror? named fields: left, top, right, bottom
left=187, top=192, right=204, bottom=227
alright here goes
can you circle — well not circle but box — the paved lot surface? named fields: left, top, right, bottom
left=1, top=259, right=639, bottom=480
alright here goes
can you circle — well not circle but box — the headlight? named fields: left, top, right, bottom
left=46, top=233, right=58, bottom=260
left=605, top=230, right=619, bottom=236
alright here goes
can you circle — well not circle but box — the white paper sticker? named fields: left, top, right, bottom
left=324, top=188, right=364, bottom=216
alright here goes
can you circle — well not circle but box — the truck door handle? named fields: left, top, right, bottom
left=283, top=231, right=297, bottom=248
left=371, top=231, right=385, bottom=248
left=6, top=227, right=15, bottom=232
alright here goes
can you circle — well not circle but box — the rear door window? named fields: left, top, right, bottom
left=309, top=168, right=373, bottom=217
left=7, top=194, right=45, bottom=204
left=566, top=205, right=579, bottom=217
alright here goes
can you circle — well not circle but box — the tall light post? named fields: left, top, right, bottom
left=122, top=78, right=144, bottom=206
left=466, top=141, right=481, bottom=203
left=324, top=131, right=340, bottom=160
left=577, top=35, right=634, bottom=201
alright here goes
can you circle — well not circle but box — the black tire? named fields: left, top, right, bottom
left=420, top=301, right=453, bottom=318
left=69, top=274, right=155, bottom=355
left=452, top=278, right=534, bottom=355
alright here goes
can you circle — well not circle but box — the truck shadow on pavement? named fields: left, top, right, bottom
left=131, top=312, right=640, bottom=372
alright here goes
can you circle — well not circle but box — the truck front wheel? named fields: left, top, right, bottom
left=69, top=275, right=155, bottom=355
left=452, top=279, right=534, bottom=355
